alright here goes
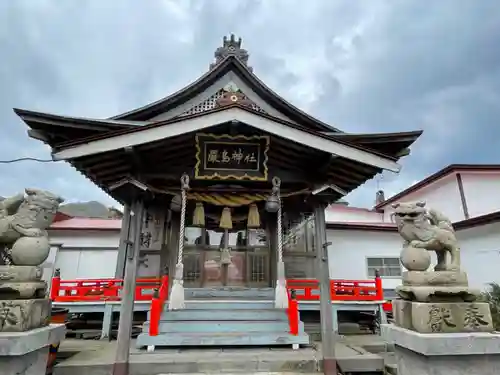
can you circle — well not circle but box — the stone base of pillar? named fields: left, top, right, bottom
left=382, top=324, right=500, bottom=375
left=0, top=324, right=66, bottom=375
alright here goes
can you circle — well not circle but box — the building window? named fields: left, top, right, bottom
left=367, top=257, right=401, bottom=277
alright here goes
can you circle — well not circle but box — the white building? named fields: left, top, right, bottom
left=326, top=164, right=500, bottom=293
left=46, top=164, right=500, bottom=296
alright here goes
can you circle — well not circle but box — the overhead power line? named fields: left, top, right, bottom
left=0, top=157, right=58, bottom=164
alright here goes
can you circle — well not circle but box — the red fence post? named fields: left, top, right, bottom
left=160, top=275, right=169, bottom=300
left=287, top=289, right=299, bottom=335
left=50, top=268, right=61, bottom=301
left=149, top=289, right=161, bottom=336
left=375, top=270, right=383, bottom=300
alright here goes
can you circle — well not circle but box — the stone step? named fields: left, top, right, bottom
left=160, top=301, right=275, bottom=311
left=136, top=331, right=310, bottom=348
left=55, top=346, right=322, bottom=374
left=184, top=287, right=275, bottom=299
left=143, top=320, right=304, bottom=333
left=152, top=308, right=289, bottom=321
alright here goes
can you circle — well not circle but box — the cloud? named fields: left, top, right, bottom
left=1, top=0, right=499, bottom=209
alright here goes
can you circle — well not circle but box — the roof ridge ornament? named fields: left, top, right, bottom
left=210, top=34, right=252, bottom=72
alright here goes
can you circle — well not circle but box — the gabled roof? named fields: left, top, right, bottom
left=110, top=55, right=341, bottom=132
left=375, top=164, right=500, bottom=209
left=324, top=131, right=422, bottom=158
left=326, top=209, right=500, bottom=232
left=51, top=104, right=402, bottom=172
left=13, top=35, right=422, bottom=162
left=13, top=107, right=142, bottom=146
left=15, top=102, right=421, bottom=163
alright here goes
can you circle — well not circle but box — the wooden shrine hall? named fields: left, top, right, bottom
left=15, top=34, right=422, bottom=371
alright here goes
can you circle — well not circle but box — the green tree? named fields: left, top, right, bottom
left=479, top=282, right=500, bottom=330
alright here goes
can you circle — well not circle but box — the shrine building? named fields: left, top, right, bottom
left=15, top=35, right=422, bottom=351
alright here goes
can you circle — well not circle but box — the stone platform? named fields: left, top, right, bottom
left=382, top=324, right=500, bottom=375
left=0, top=323, right=66, bottom=375
left=53, top=338, right=385, bottom=374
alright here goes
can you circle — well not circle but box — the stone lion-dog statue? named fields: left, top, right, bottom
left=0, top=188, right=64, bottom=266
left=392, top=201, right=460, bottom=271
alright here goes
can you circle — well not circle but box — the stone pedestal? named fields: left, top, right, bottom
left=0, top=265, right=51, bottom=333
left=0, top=324, right=66, bottom=375
left=0, top=265, right=64, bottom=374
left=382, top=324, right=500, bottom=375
left=396, top=271, right=480, bottom=302
left=392, top=299, right=493, bottom=333
left=388, top=268, right=499, bottom=374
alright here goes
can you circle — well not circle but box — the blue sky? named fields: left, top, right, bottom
left=1, top=0, right=499, bottom=208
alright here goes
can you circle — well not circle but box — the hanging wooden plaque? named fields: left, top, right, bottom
left=194, top=133, right=269, bottom=181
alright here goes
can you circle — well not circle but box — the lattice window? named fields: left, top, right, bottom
left=249, top=253, right=267, bottom=282
left=367, top=257, right=402, bottom=277
left=183, top=253, right=201, bottom=283
left=180, top=89, right=267, bottom=116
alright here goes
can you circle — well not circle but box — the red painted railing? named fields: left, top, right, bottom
left=50, top=276, right=383, bottom=303
left=50, top=276, right=164, bottom=302
left=286, top=275, right=383, bottom=302
left=149, top=275, right=169, bottom=336
left=287, top=289, right=299, bottom=335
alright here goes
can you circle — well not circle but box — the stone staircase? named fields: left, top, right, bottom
left=136, top=287, right=310, bottom=349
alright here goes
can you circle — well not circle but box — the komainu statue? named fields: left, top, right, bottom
left=391, top=201, right=493, bottom=334
left=392, top=201, right=460, bottom=271
left=0, top=189, right=63, bottom=332
left=0, top=188, right=64, bottom=266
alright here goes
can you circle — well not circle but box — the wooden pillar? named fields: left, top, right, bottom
left=313, top=203, right=337, bottom=375
left=112, top=200, right=144, bottom=375
left=100, top=304, right=114, bottom=340
left=159, top=210, right=171, bottom=278
left=114, top=204, right=131, bottom=278
left=267, top=217, right=277, bottom=287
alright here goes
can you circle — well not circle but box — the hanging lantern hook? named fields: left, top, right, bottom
left=180, top=173, right=190, bottom=190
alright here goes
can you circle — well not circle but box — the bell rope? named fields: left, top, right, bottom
left=168, top=173, right=190, bottom=310
left=273, top=176, right=288, bottom=309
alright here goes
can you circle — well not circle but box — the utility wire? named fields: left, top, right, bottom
left=0, top=157, right=59, bottom=164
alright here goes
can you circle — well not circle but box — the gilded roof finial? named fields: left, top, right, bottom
left=210, top=34, right=252, bottom=71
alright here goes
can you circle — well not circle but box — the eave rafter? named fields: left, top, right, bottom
left=51, top=106, right=402, bottom=173
left=63, top=125, right=384, bottom=209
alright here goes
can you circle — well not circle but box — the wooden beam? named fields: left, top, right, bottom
left=114, top=204, right=131, bottom=278
left=124, top=146, right=145, bottom=175
left=86, top=158, right=125, bottom=172
left=52, top=107, right=401, bottom=172
left=318, top=154, right=336, bottom=175
left=27, top=129, right=50, bottom=143
left=76, top=150, right=126, bottom=167
left=23, top=115, right=116, bottom=131
left=95, top=165, right=131, bottom=179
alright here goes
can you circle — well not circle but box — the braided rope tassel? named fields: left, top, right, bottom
left=168, top=174, right=189, bottom=310
left=273, top=177, right=288, bottom=309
